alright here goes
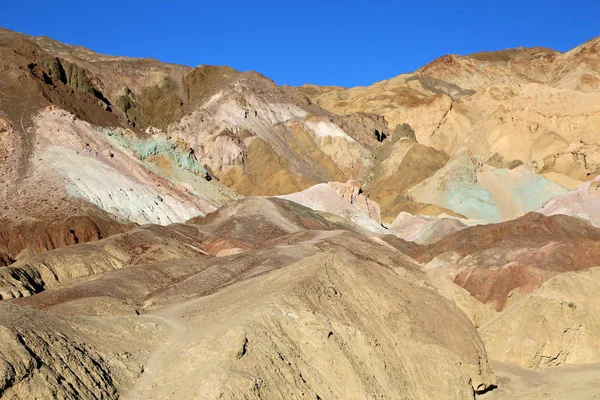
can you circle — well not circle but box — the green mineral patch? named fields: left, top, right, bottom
left=507, top=173, right=568, bottom=212
left=102, top=128, right=208, bottom=177
left=445, top=184, right=502, bottom=222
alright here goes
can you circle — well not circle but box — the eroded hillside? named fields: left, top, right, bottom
left=3, top=26, right=600, bottom=400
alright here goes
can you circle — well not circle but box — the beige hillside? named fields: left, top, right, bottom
left=305, top=37, right=600, bottom=181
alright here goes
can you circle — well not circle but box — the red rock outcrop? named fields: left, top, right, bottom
left=0, top=217, right=133, bottom=266
left=416, top=213, right=600, bottom=310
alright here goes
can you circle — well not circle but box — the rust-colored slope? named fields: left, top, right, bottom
left=416, top=213, right=600, bottom=310
left=0, top=216, right=133, bottom=266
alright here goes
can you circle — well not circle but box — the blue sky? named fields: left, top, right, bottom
left=1, top=1, right=598, bottom=87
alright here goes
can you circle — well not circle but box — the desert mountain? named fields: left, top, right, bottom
left=0, top=27, right=411, bottom=228
left=306, top=37, right=600, bottom=186
left=3, top=25, right=600, bottom=399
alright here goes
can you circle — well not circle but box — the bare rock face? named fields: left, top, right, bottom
left=363, top=137, right=450, bottom=223
left=307, top=38, right=600, bottom=183
left=408, top=149, right=567, bottom=223
left=0, top=303, right=119, bottom=399
left=0, top=223, right=211, bottom=300
left=276, top=183, right=386, bottom=234
left=0, top=29, right=229, bottom=230
left=0, top=302, right=166, bottom=399
left=481, top=268, right=600, bottom=369
left=132, top=251, right=495, bottom=399
left=389, top=211, right=468, bottom=245
left=328, top=180, right=381, bottom=223
left=0, top=27, right=453, bottom=227
left=540, top=142, right=600, bottom=180
left=6, top=26, right=600, bottom=399
left=0, top=118, right=21, bottom=203
left=165, top=73, right=376, bottom=197
left=538, top=175, right=600, bottom=227
left=332, top=112, right=396, bottom=148
left=0, top=216, right=133, bottom=266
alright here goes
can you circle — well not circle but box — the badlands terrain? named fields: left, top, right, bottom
left=2, top=26, right=600, bottom=398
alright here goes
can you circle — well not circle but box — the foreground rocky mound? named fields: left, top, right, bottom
left=0, top=198, right=495, bottom=398
left=0, top=303, right=167, bottom=399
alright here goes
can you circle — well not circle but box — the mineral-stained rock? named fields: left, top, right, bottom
left=538, top=175, right=600, bottom=227
left=276, top=183, right=386, bottom=233
left=416, top=212, right=600, bottom=311
left=5, top=25, right=600, bottom=400
left=389, top=211, right=468, bottom=245
left=408, top=149, right=568, bottom=223
left=0, top=216, right=133, bottom=266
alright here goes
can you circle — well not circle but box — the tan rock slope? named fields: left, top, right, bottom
left=362, top=132, right=452, bottom=223
left=0, top=303, right=168, bottom=399
left=481, top=267, right=600, bottom=369
left=306, top=37, right=600, bottom=183
left=1, top=198, right=495, bottom=398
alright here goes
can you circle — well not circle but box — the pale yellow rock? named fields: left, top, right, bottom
left=480, top=267, right=600, bottom=369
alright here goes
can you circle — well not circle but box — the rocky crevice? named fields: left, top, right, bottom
left=0, top=308, right=119, bottom=399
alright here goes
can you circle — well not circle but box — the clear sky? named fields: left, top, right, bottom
left=1, top=1, right=598, bottom=87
